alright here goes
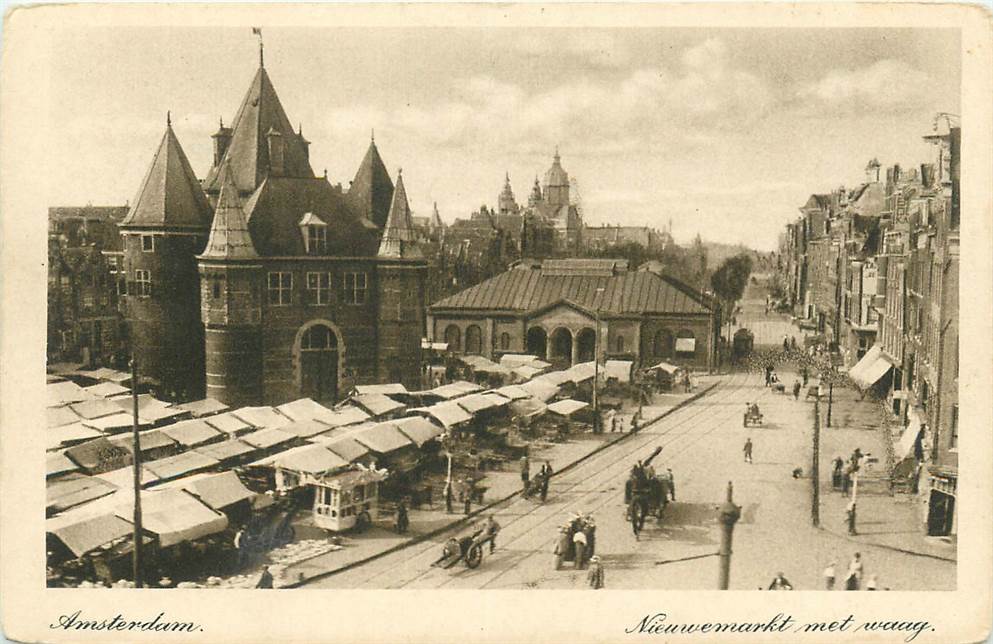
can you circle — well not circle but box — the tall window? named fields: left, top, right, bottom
left=307, top=226, right=327, bottom=254
left=307, top=272, right=332, bottom=305
left=141, top=235, right=155, bottom=252
left=268, top=272, right=292, bottom=306
left=134, top=269, right=151, bottom=297
left=444, top=325, right=461, bottom=352
left=500, top=332, right=511, bottom=351
left=615, top=336, right=625, bottom=353
left=465, top=325, right=483, bottom=355
left=344, top=272, right=367, bottom=305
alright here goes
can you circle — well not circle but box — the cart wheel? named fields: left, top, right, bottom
left=465, top=544, right=483, bottom=569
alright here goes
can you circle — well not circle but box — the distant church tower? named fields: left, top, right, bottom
left=119, top=116, right=213, bottom=401
left=497, top=173, right=520, bottom=215
left=376, top=170, right=426, bottom=389
left=197, top=161, right=263, bottom=407
left=543, top=149, right=570, bottom=208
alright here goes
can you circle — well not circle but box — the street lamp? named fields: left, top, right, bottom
left=592, top=287, right=605, bottom=433
left=811, top=392, right=821, bottom=528
left=717, top=481, right=741, bottom=589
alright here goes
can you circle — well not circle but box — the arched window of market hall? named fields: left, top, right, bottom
left=444, top=325, right=461, bottom=351
left=465, top=325, right=483, bottom=355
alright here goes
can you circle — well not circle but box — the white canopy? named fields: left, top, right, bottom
left=605, top=360, right=633, bottom=383
left=847, top=345, right=893, bottom=389
left=547, top=399, right=589, bottom=417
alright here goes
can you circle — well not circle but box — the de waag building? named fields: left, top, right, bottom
left=119, top=54, right=426, bottom=406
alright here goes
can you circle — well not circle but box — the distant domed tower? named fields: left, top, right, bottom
left=119, top=116, right=213, bottom=401
left=528, top=176, right=543, bottom=207
left=497, top=173, right=519, bottom=215
left=544, top=149, right=570, bottom=209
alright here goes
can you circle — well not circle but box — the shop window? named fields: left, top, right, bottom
left=615, top=336, right=625, bottom=353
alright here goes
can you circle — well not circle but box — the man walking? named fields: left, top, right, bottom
left=539, top=461, right=553, bottom=502
left=573, top=527, right=588, bottom=570
left=444, top=480, right=453, bottom=514
left=587, top=556, right=605, bottom=589
left=484, top=515, right=501, bottom=553
left=743, top=437, right=753, bottom=464
left=823, top=561, right=837, bottom=590
left=802, top=367, right=809, bottom=387
left=845, top=552, right=863, bottom=590
left=793, top=380, right=801, bottom=400
left=846, top=500, right=858, bottom=535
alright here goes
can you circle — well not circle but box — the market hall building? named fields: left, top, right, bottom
left=427, top=259, right=719, bottom=371
left=119, top=52, right=426, bottom=406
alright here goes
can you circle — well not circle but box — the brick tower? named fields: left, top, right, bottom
left=119, top=116, right=213, bottom=401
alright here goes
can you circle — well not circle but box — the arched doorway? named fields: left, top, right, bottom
left=576, top=328, right=597, bottom=362
left=550, top=327, right=573, bottom=363
left=526, top=327, right=547, bottom=357
left=653, top=329, right=674, bottom=357
left=297, top=322, right=339, bottom=403
left=444, top=324, right=461, bottom=352
left=465, top=325, right=483, bottom=355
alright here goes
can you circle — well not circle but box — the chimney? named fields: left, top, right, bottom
left=267, top=127, right=284, bottom=176
left=211, top=119, right=232, bottom=167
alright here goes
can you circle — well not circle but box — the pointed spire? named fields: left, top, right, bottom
left=378, top=169, right=422, bottom=259
left=201, top=160, right=258, bottom=260
left=167, top=111, right=172, bottom=127
left=371, top=128, right=375, bottom=143
left=348, top=136, right=394, bottom=228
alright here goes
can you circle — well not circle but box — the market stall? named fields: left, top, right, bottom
left=311, top=467, right=388, bottom=532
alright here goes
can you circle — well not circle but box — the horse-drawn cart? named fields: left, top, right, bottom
left=743, top=405, right=764, bottom=427
left=431, top=529, right=495, bottom=570
left=624, top=446, right=674, bottom=537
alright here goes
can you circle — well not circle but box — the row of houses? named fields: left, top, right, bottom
left=777, top=113, right=960, bottom=537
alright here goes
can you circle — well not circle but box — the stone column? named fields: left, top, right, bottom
left=571, top=332, right=579, bottom=366
left=545, top=329, right=554, bottom=361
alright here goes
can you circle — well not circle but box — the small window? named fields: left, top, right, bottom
left=116, top=277, right=127, bottom=296
left=141, top=235, right=155, bottom=252
left=212, top=280, right=221, bottom=299
left=267, top=272, right=292, bottom=306
left=134, top=269, right=151, bottom=297
left=307, top=272, right=332, bottom=305
left=307, top=226, right=327, bottom=254
left=344, top=272, right=367, bottom=305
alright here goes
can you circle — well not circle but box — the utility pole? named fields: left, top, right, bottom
left=812, top=394, right=821, bottom=527
left=593, top=287, right=605, bottom=433
left=130, top=358, right=144, bottom=587
left=826, top=380, right=834, bottom=428
left=717, top=481, right=741, bottom=590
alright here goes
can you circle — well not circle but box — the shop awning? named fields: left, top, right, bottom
left=605, top=360, right=633, bottom=383
left=354, top=383, right=409, bottom=396
left=547, top=399, right=589, bottom=417
left=352, top=422, right=415, bottom=455
left=520, top=379, right=559, bottom=402
left=275, top=398, right=339, bottom=425
left=47, top=474, right=119, bottom=515
left=172, top=398, right=229, bottom=418
left=351, top=393, right=406, bottom=417
left=847, top=345, right=893, bottom=389
left=393, top=416, right=445, bottom=447
left=144, top=451, right=220, bottom=482
left=895, top=411, right=924, bottom=461
left=260, top=444, right=348, bottom=475
left=232, top=406, right=291, bottom=430
left=113, top=489, right=228, bottom=548
left=47, top=512, right=136, bottom=558
left=159, top=419, right=223, bottom=448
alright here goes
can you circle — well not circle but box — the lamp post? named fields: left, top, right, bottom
left=593, top=287, right=605, bottom=432
left=811, top=393, right=821, bottom=528
left=717, top=481, right=741, bottom=589
left=129, top=358, right=144, bottom=587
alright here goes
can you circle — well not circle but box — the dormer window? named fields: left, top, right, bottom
left=299, top=212, right=328, bottom=255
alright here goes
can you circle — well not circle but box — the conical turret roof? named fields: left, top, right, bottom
left=122, top=120, right=213, bottom=229
left=378, top=170, right=421, bottom=259
left=348, top=137, right=395, bottom=229
left=203, top=65, right=314, bottom=194
left=200, top=161, right=258, bottom=260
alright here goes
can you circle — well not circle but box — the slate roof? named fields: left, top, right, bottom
left=431, top=261, right=712, bottom=316
left=378, top=171, right=422, bottom=259
left=121, top=123, right=213, bottom=230
left=203, top=66, right=314, bottom=194
left=347, top=139, right=395, bottom=229
left=200, top=161, right=258, bottom=260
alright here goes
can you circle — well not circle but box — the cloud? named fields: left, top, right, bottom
left=797, top=59, right=934, bottom=114
left=509, top=31, right=634, bottom=69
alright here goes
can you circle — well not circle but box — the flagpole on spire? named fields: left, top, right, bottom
left=252, top=27, right=264, bottom=67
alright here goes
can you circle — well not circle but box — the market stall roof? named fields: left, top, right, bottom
left=519, top=379, right=560, bottom=402
left=309, top=434, right=370, bottom=463
left=48, top=361, right=85, bottom=377
left=535, top=370, right=573, bottom=387
left=459, top=355, right=496, bottom=369
left=512, top=365, right=543, bottom=380
left=158, top=419, right=223, bottom=448
left=429, top=380, right=484, bottom=400
left=351, top=393, right=406, bottom=417
left=112, top=489, right=228, bottom=548
left=646, top=361, right=680, bottom=374
left=547, top=399, right=589, bottom=417
left=321, top=467, right=388, bottom=490
left=275, top=398, right=339, bottom=425
left=165, top=470, right=257, bottom=511
left=172, top=398, right=229, bottom=418
left=566, top=361, right=597, bottom=383
left=46, top=512, right=136, bottom=558
left=257, top=444, right=348, bottom=475
left=80, top=367, right=122, bottom=381
left=499, top=354, right=550, bottom=369
left=47, top=474, right=118, bottom=515
left=47, top=423, right=105, bottom=451
left=605, top=360, right=633, bottom=383
left=232, top=406, right=291, bottom=430
left=47, top=381, right=96, bottom=407
left=102, top=370, right=133, bottom=384
left=194, top=438, right=257, bottom=463
left=393, top=416, right=445, bottom=447
left=847, top=345, right=894, bottom=390
left=47, top=450, right=80, bottom=478
left=48, top=405, right=82, bottom=429
left=414, top=401, right=473, bottom=428
left=203, top=411, right=254, bottom=436
left=354, top=383, right=408, bottom=396
left=82, top=382, right=130, bottom=398
left=508, top=397, right=547, bottom=419
left=240, top=427, right=297, bottom=450
left=137, top=405, right=189, bottom=424
left=473, top=363, right=513, bottom=376
left=94, top=465, right=161, bottom=489
left=69, top=398, right=123, bottom=420
left=144, top=451, right=220, bottom=482
left=323, top=405, right=371, bottom=428
left=455, top=393, right=501, bottom=414
left=278, top=419, right=333, bottom=439
left=63, top=437, right=132, bottom=472
left=110, top=393, right=168, bottom=413
left=108, top=429, right=177, bottom=454
left=352, top=422, right=415, bottom=455
left=82, top=412, right=151, bottom=434
left=494, top=384, right=530, bottom=401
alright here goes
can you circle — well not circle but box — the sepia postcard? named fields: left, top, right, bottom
left=1, top=2, right=991, bottom=643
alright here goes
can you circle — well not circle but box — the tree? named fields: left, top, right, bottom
left=711, top=253, right=753, bottom=326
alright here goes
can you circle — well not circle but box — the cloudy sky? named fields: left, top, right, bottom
left=48, top=27, right=959, bottom=250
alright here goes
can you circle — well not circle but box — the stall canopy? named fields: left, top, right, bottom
left=83, top=412, right=151, bottom=434
left=194, top=438, right=257, bottom=464
left=646, top=361, right=680, bottom=375
left=108, top=429, right=177, bottom=455
left=82, top=382, right=130, bottom=398
left=455, top=393, right=502, bottom=414
left=520, top=379, right=560, bottom=402
left=47, top=451, right=80, bottom=478
left=64, top=437, right=132, bottom=473
left=240, top=428, right=297, bottom=450
left=47, top=423, right=104, bottom=451
left=421, top=340, right=449, bottom=351
left=48, top=405, right=82, bottom=429
left=393, top=416, right=445, bottom=447
left=159, top=419, right=223, bottom=448
left=175, top=471, right=257, bottom=511
left=69, top=398, right=123, bottom=420
left=144, top=451, right=220, bottom=482
left=47, top=474, right=118, bottom=515
left=535, top=370, right=572, bottom=387
left=47, top=381, right=96, bottom=407
left=257, top=444, right=348, bottom=475
left=512, top=365, right=543, bottom=380
left=47, top=512, right=136, bottom=558
left=112, top=489, right=228, bottom=548
left=172, top=398, right=229, bottom=418
left=275, top=398, right=339, bottom=425
left=277, top=419, right=333, bottom=439
left=565, top=362, right=597, bottom=383
left=354, top=383, right=408, bottom=396
left=499, top=354, right=550, bottom=370
left=494, top=385, right=530, bottom=401
left=429, top=380, right=484, bottom=400
left=352, top=422, right=415, bottom=455
left=110, top=395, right=188, bottom=424
left=351, top=393, right=406, bottom=418
left=509, top=397, right=547, bottom=420
left=605, top=360, right=634, bottom=383
left=232, top=406, right=291, bottom=430
left=95, top=465, right=160, bottom=489
left=203, top=411, right=254, bottom=437
left=310, top=435, right=371, bottom=463
left=323, top=406, right=371, bottom=428
left=847, top=345, right=894, bottom=389
left=547, top=399, right=589, bottom=417
left=415, top=401, right=473, bottom=428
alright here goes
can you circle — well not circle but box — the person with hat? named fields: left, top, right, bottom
left=768, top=572, right=793, bottom=590
left=587, top=555, right=605, bottom=589
left=554, top=525, right=571, bottom=570
left=572, top=525, right=588, bottom=570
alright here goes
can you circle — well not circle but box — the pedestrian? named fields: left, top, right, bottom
left=667, top=468, right=676, bottom=501
left=520, top=454, right=530, bottom=492
left=793, top=380, right=801, bottom=400
left=233, top=529, right=246, bottom=570
left=832, top=457, right=844, bottom=490
left=791, top=336, right=798, bottom=351
left=484, top=515, right=501, bottom=553
left=846, top=500, right=857, bottom=535
left=866, top=574, right=878, bottom=591
left=611, top=415, right=619, bottom=433
left=255, top=565, right=274, bottom=589
left=783, top=337, right=789, bottom=352
left=765, top=364, right=772, bottom=386
left=539, top=461, right=552, bottom=502
left=802, top=367, right=809, bottom=387
left=845, top=553, right=863, bottom=590
left=395, top=500, right=409, bottom=534
left=444, top=480, right=453, bottom=514
left=823, top=561, right=837, bottom=589
left=587, top=555, right=605, bottom=589
left=554, top=525, right=571, bottom=570
left=768, top=572, right=793, bottom=590
left=743, top=437, right=753, bottom=464
left=573, top=526, right=588, bottom=570
left=842, top=467, right=852, bottom=496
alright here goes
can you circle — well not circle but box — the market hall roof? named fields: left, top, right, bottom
left=430, top=259, right=713, bottom=316
left=121, top=120, right=213, bottom=230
